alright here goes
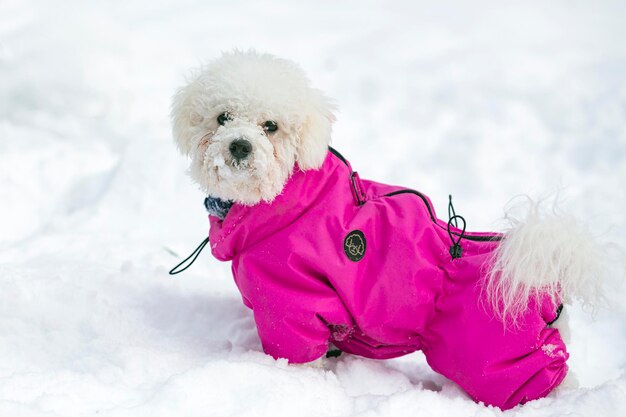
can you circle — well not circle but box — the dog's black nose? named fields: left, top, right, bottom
left=229, top=139, right=252, bottom=161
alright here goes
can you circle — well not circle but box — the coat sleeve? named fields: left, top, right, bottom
left=234, top=252, right=353, bottom=364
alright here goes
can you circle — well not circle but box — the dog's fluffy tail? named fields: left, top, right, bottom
left=484, top=195, right=606, bottom=326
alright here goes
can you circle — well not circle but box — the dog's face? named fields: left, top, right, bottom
left=171, top=51, right=336, bottom=205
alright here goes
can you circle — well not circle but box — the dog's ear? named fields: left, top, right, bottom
left=170, top=81, right=202, bottom=156
left=296, top=89, right=336, bottom=170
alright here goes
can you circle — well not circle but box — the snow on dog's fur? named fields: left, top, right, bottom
left=170, top=50, right=335, bottom=205
left=171, top=50, right=605, bottom=326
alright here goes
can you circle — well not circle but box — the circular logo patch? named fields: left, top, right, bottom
left=344, top=230, right=366, bottom=262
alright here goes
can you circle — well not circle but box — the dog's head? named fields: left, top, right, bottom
left=171, top=50, right=336, bottom=205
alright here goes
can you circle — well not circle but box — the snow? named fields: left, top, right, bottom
left=1, top=0, right=625, bottom=416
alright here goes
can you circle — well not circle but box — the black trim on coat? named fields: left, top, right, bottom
left=327, top=147, right=503, bottom=243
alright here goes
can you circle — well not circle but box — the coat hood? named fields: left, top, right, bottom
left=209, top=149, right=355, bottom=261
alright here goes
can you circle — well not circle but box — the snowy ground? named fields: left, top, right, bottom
left=1, top=1, right=625, bottom=416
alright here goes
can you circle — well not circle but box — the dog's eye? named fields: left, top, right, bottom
left=263, top=121, right=278, bottom=133
left=217, top=112, right=232, bottom=125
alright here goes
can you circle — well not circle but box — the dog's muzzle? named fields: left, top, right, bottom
left=229, top=138, right=253, bottom=162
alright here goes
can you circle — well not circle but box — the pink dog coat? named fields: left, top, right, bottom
left=208, top=148, right=568, bottom=410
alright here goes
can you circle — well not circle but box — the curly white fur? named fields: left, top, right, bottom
left=170, top=50, right=336, bottom=205
left=484, top=196, right=606, bottom=326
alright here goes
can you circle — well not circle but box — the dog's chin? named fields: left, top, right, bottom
left=208, top=170, right=288, bottom=206
left=191, top=154, right=293, bottom=206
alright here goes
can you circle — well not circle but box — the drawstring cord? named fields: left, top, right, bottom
left=170, top=197, right=223, bottom=275
left=447, top=195, right=466, bottom=259
left=169, top=237, right=210, bottom=275
left=448, top=194, right=458, bottom=228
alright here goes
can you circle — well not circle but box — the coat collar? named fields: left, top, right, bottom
left=204, top=196, right=233, bottom=220
left=208, top=148, right=352, bottom=261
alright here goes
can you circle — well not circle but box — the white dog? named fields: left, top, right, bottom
left=171, top=50, right=334, bottom=205
left=170, top=50, right=604, bottom=409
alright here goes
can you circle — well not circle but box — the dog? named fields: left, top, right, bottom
left=170, top=50, right=604, bottom=409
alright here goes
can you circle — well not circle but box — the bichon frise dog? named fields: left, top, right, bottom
left=170, top=50, right=603, bottom=410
